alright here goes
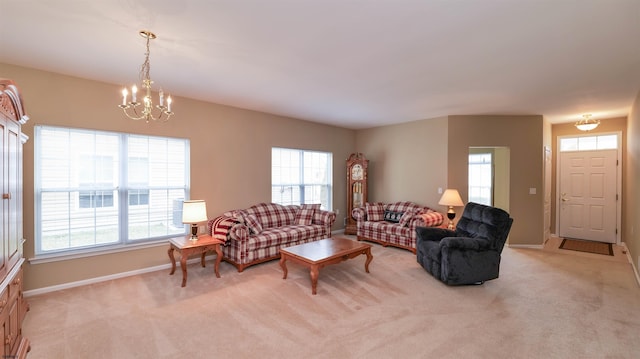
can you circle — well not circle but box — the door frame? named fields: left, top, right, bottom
left=555, top=131, right=622, bottom=244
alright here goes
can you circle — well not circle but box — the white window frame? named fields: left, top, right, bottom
left=468, top=152, right=493, bottom=206
left=271, top=147, right=333, bottom=210
left=34, top=126, right=191, bottom=258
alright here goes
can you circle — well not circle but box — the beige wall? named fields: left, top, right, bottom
left=1, top=63, right=356, bottom=291
left=550, top=117, right=627, bottom=236
left=355, top=117, right=449, bottom=211
left=8, top=59, right=635, bottom=291
left=625, top=91, right=640, bottom=272
left=448, top=115, right=545, bottom=246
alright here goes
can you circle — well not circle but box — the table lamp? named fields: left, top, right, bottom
left=182, top=200, right=208, bottom=241
left=438, top=189, right=464, bottom=229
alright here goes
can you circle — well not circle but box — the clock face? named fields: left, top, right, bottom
left=351, top=164, right=363, bottom=180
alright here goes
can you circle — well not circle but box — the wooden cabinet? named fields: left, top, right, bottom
left=345, top=153, right=368, bottom=235
left=0, top=79, right=30, bottom=358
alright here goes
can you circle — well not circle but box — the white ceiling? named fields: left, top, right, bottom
left=1, top=0, right=639, bottom=129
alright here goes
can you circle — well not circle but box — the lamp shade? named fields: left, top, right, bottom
left=438, top=189, right=464, bottom=207
left=182, top=200, right=208, bottom=224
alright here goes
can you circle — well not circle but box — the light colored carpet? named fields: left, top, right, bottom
left=23, top=236, right=640, bottom=358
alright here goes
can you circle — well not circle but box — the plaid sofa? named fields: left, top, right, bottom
left=207, top=203, right=336, bottom=272
left=352, top=201, right=444, bottom=253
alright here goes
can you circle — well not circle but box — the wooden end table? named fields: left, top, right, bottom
left=168, top=234, right=224, bottom=287
left=279, top=237, right=373, bottom=295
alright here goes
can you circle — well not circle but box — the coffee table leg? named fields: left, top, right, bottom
left=280, top=256, right=288, bottom=279
left=168, top=246, right=176, bottom=275
left=214, top=244, right=222, bottom=278
left=310, top=264, right=319, bottom=295
left=364, top=248, right=373, bottom=273
left=180, top=252, right=188, bottom=287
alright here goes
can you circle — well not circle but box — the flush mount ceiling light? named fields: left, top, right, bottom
left=118, top=30, right=173, bottom=123
left=575, top=114, right=599, bottom=131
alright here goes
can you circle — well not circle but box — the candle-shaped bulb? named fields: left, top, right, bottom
left=121, top=88, right=128, bottom=105
left=159, top=89, right=164, bottom=107
left=131, top=85, right=137, bottom=103
left=167, top=96, right=172, bottom=112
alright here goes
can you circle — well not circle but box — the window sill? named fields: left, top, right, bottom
left=28, top=239, right=170, bottom=265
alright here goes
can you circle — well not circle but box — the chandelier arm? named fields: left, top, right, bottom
left=123, top=104, right=147, bottom=121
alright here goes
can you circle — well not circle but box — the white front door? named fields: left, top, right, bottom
left=558, top=150, right=617, bottom=243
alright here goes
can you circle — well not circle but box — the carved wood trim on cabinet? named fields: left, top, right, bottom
left=0, top=79, right=30, bottom=358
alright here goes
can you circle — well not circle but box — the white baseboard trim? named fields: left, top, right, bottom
left=24, top=256, right=210, bottom=297
left=621, top=242, right=640, bottom=288
left=508, top=244, right=544, bottom=249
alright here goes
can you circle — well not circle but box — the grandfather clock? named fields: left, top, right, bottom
left=345, top=153, right=368, bottom=235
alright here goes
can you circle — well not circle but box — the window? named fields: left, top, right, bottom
left=560, top=134, right=618, bottom=152
left=468, top=152, right=492, bottom=205
left=271, top=148, right=332, bottom=210
left=35, top=126, right=190, bottom=255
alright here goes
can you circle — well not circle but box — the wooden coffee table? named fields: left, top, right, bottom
left=279, top=237, right=373, bottom=295
left=168, top=234, right=224, bottom=287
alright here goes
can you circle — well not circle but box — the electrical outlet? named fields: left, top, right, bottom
left=438, top=187, right=443, bottom=194
left=343, top=218, right=347, bottom=226
left=335, top=208, right=340, bottom=215
left=199, top=225, right=205, bottom=234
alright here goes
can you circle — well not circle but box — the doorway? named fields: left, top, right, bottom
left=468, top=147, right=510, bottom=211
left=556, top=133, right=621, bottom=244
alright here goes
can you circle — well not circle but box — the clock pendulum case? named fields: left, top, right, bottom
left=345, top=153, right=368, bottom=235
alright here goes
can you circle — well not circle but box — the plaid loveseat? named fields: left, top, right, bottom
left=207, top=203, right=336, bottom=272
left=352, top=201, right=444, bottom=253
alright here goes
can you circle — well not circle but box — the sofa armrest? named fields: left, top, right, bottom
left=352, top=207, right=366, bottom=221
left=416, top=226, right=455, bottom=242
left=314, top=209, right=337, bottom=226
left=440, top=236, right=492, bottom=251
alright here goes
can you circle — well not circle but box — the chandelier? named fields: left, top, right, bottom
left=118, top=30, right=173, bottom=122
left=575, top=114, right=599, bottom=131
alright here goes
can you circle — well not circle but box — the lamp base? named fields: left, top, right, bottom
left=190, top=224, right=198, bottom=241
left=447, top=207, right=456, bottom=230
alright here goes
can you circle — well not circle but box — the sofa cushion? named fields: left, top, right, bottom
left=247, top=224, right=327, bottom=251
left=246, top=203, right=297, bottom=228
left=366, top=202, right=385, bottom=221
left=383, top=210, right=404, bottom=223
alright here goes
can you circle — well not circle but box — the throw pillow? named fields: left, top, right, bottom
left=243, top=213, right=263, bottom=234
left=365, top=202, right=385, bottom=222
left=383, top=210, right=404, bottom=223
left=210, top=215, right=237, bottom=242
left=399, top=210, right=415, bottom=227
left=296, top=208, right=315, bottom=225
left=296, top=203, right=321, bottom=224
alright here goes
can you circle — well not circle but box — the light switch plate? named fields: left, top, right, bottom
left=529, top=187, right=537, bottom=195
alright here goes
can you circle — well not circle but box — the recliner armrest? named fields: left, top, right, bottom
left=440, top=236, right=492, bottom=251
left=415, top=226, right=455, bottom=242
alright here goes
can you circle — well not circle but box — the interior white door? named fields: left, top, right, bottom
left=558, top=150, right=617, bottom=243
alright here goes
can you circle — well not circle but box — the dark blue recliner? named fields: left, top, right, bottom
left=416, top=202, right=513, bottom=285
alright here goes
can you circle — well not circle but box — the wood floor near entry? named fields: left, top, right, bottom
left=279, top=237, right=373, bottom=295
